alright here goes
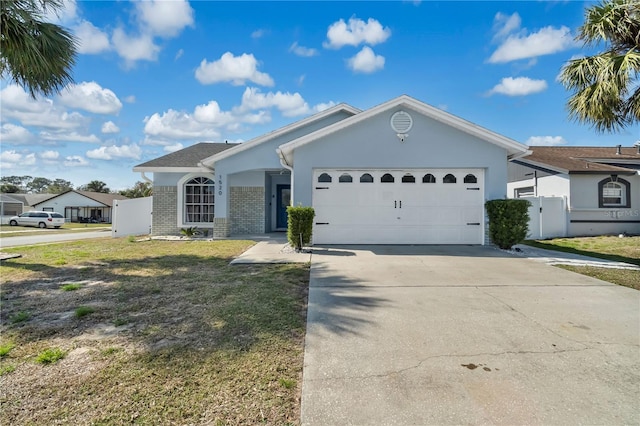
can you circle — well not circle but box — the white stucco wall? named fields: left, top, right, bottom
left=291, top=107, right=509, bottom=207
left=36, top=192, right=105, bottom=211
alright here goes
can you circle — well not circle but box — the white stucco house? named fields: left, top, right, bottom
left=134, top=95, right=529, bottom=244
left=32, top=190, right=129, bottom=223
left=508, top=146, right=640, bottom=236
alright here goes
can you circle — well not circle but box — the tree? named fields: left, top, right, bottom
left=79, top=180, right=110, bottom=193
left=0, top=183, right=20, bottom=193
left=48, top=178, right=73, bottom=193
left=0, top=0, right=77, bottom=98
left=119, top=181, right=152, bottom=198
left=559, top=0, right=640, bottom=133
left=27, top=177, right=52, bottom=193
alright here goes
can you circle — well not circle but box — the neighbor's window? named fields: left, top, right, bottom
left=598, top=177, right=630, bottom=208
left=184, top=176, right=215, bottom=223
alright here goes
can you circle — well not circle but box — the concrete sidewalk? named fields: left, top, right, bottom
left=230, top=234, right=311, bottom=264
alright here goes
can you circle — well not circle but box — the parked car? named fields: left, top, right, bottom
left=8, top=211, right=65, bottom=229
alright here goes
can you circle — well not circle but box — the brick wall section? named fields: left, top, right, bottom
left=229, top=186, right=265, bottom=235
left=213, top=217, right=230, bottom=238
left=152, top=186, right=179, bottom=236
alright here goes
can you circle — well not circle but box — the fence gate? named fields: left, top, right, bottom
left=111, top=196, right=152, bottom=238
left=522, top=196, right=567, bottom=239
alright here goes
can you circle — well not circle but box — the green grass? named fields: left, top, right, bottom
left=74, top=306, right=95, bottom=318
left=0, top=238, right=308, bottom=424
left=0, top=342, right=15, bottom=357
left=60, top=283, right=81, bottom=291
left=525, top=236, right=640, bottom=290
left=9, top=311, right=30, bottom=324
left=35, top=348, right=66, bottom=364
left=0, top=364, right=16, bottom=376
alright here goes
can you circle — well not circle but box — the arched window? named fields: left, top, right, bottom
left=339, top=173, right=353, bottom=183
left=463, top=174, right=477, bottom=184
left=318, top=173, right=332, bottom=183
left=184, top=176, right=215, bottom=223
left=599, top=177, right=630, bottom=207
left=443, top=174, right=457, bottom=183
left=381, top=173, right=394, bottom=183
left=402, top=173, right=415, bottom=183
left=422, top=173, right=436, bottom=183
left=360, top=173, right=374, bottom=183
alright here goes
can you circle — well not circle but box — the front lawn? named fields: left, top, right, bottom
left=0, top=239, right=309, bottom=424
left=0, top=223, right=110, bottom=238
left=524, top=236, right=640, bottom=290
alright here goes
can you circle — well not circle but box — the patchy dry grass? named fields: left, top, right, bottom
left=525, top=236, right=640, bottom=290
left=0, top=223, right=110, bottom=238
left=0, top=239, right=309, bottom=425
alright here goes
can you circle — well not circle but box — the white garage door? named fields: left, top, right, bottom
left=312, top=169, right=484, bottom=244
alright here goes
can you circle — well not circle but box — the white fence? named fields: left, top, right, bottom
left=521, top=196, right=567, bottom=239
left=111, top=196, right=152, bottom=238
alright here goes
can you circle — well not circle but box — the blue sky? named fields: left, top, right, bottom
left=1, top=0, right=638, bottom=191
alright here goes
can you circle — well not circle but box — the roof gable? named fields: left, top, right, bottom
left=200, top=103, right=360, bottom=167
left=278, top=95, right=529, bottom=164
left=133, top=142, right=239, bottom=172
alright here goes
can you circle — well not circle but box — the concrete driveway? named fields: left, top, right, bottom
left=301, top=245, right=639, bottom=425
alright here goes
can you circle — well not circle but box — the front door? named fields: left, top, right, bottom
left=276, top=184, right=291, bottom=229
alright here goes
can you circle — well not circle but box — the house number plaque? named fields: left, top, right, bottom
left=218, top=175, right=223, bottom=196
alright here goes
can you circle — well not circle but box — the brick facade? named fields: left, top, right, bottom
left=152, top=186, right=178, bottom=236
left=213, top=217, right=230, bottom=238
left=229, top=186, right=265, bottom=234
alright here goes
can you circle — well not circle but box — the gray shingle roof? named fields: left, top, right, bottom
left=521, top=146, right=640, bottom=173
left=134, top=142, right=239, bottom=169
left=31, top=190, right=129, bottom=207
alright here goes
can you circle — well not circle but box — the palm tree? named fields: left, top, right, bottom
left=0, top=0, right=77, bottom=98
left=559, top=0, right=640, bottom=133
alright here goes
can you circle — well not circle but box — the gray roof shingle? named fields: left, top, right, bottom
left=134, top=142, right=239, bottom=169
left=522, top=146, right=640, bottom=173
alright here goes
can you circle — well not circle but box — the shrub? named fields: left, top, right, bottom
left=287, top=206, right=315, bottom=251
left=36, top=348, right=66, bottom=364
left=75, top=306, right=95, bottom=318
left=485, top=199, right=530, bottom=249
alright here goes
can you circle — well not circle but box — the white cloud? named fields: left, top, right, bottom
left=193, top=101, right=236, bottom=126
left=489, top=25, right=575, bottom=63
left=0, top=150, right=36, bottom=169
left=44, top=0, right=78, bottom=24
left=40, top=131, right=101, bottom=143
left=238, top=87, right=311, bottom=117
left=136, top=0, right=194, bottom=38
left=175, top=49, right=184, bottom=61
left=290, top=42, right=319, bottom=57
left=112, top=28, right=161, bottom=64
left=0, top=123, right=34, bottom=144
left=324, top=17, right=391, bottom=49
left=347, top=46, right=385, bottom=73
left=124, top=95, right=136, bottom=104
left=75, top=20, right=111, bottom=54
left=101, top=121, right=120, bottom=134
left=40, top=150, right=60, bottom=160
left=143, top=110, right=222, bottom=140
left=492, top=12, right=522, bottom=41
left=86, top=144, right=142, bottom=160
left=526, top=136, right=568, bottom=146
left=195, top=52, right=274, bottom=86
left=487, top=77, right=547, bottom=96
left=64, top=155, right=90, bottom=167
left=252, top=29, right=268, bottom=39
left=164, top=143, right=184, bottom=153
left=59, top=81, right=123, bottom=115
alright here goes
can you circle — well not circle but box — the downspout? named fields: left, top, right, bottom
left=140, top=172, right=152, bottom=184
left=277, top=148, right=294, bottom=205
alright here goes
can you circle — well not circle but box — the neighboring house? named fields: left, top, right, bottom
left=1, top=193, right=58, bottom=212
left=508, top=146, right=640, bottom=236
left=134, top=95, right=529, bottom=244
left=32, top=190, right=129, bottom=223
left=0, top=194, right=25, bottom=217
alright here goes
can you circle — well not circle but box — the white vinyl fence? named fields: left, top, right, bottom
left=521, top=196, right=567, bottom=239
left=111, top=196, right=152, bottom=238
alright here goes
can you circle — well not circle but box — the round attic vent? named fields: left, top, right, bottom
left=390, top=110, right=413, bottom=134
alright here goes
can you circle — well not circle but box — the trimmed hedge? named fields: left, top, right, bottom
left=485, top=199, right=531, bottom=249
left=287, top=206, right=315, bottom=251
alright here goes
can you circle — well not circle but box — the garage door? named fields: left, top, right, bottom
left=312, top=169, right=484, bottom=244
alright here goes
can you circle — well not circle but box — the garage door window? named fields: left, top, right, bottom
left=381, top=173, right=394, bottom=183
left=360, top=173, right=374, bottom=183
left=464, top=174, right=477, bottom=184
left=339, top=173, right=353, bottom=183
left=318, top=173, right=332, bottom=183
left=443, top=174, right=457, bottom=183
left=402, top=173, right=415, bottom=183
left=422, top=174, right=436, bottom=183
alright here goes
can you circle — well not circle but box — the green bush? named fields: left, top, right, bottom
left=485, top=199, right=531, bottom=249
left=287, top=206, right=315, bottom=251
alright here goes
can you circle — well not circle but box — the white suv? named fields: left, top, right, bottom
left=9, top=211, right=65, bottom=229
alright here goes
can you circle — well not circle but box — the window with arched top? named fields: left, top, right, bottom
left=422, top=173, right=436, bottom=183
left=463, top=174, right=477, bottom=184
left=184, top=176, right=215, bottom=223
left=443, top=174, right=457, bottom=183
left=318, top=173, right=332, bottom=183
left=599, top=177, right=630, bottom=207
left=381, top=173, right=395, bottom=183
left=360, top=173, right=374, bottom=183
left=402, top=173, right=415, bottom=183
left=339, top=173, right=353, bottom=183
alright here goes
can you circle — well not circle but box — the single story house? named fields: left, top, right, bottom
left=508, top=145, right=640, bottom=236
left=134, top=95, right=529, bottom=244
left=32, top=190, right=129, bottom=223
left=0, top=194, right=25, bottom=217
left=1, top=193, right=58, bottom=213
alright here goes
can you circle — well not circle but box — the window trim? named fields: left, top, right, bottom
left=598, top=177, right=630, bottom=208
left=177, top=172, right=216, bottom=227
